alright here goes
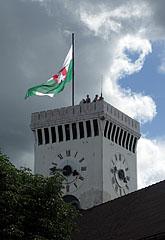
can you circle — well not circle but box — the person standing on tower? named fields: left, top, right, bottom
left=79, top=98, right=86, bottom=104
left=93, top=94, right=99, bottom=102
left=86, top=94, right=91, bottom=103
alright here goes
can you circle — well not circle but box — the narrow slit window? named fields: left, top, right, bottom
left=129, top=135, right=134, bottom=151
left=58, top=125, right=63, bottom=142
left=104, top=120, right=109, bottom=137
left=79, top=122, right=84, bottom=139
left=119, top=129, right=123, bottom=146
left=37, top=129, right=43, bottom=145
left=108, top=122, right=113, bottom=139
left=51, top=127, right=56, bottom=143
left=122, top=131, right=127, bottom=147
left=126, top=133, right=130, bottom=149
left=93, top=119, right=99, bottom=136
left=111, top=124, right=116, bottom=142
left=44, top=128, right=49, bottom=144
left=65, top=124, right=70, bottom=141
left=72, top=123, right=77, bottom=140
left=133, top=137, right=137, bottom=153
left=86, top=120, right=92, bottom=137
left=115, top=126, right=120, bottom=143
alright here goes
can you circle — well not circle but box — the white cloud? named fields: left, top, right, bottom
left=80, top=10, right=121, bottom=39
left=79, top=1, right=151, bottom=40
left=109, top=35, right=152, bottom=79
left=110, top=2, right=151, bottom=19
left=78, top=4, right=157, bottom=124
left=104, top=35, right=156, bottom=123
left=137, top=137, right=165, bottom=189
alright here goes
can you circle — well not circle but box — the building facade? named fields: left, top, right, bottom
left=30, top=100, right=140, bottom=209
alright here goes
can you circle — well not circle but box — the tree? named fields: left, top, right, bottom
left=0, top=151, right=78, bottom=240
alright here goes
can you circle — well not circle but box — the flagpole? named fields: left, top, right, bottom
left=72, top=33, right=74, bottom=106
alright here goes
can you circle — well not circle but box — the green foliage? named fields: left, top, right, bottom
left=0, top=151, right=78, bottom=240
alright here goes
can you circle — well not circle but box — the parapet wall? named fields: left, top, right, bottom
left=30, top=100, right=140, bottom=134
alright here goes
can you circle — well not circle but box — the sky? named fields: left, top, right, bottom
left=1, top=0, right=165, bottom=189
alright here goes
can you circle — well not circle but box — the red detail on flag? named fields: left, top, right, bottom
left=53, top=74, right=59, bottom=84
left=52, top=67, right=67, bottom=84
left=61, top=67, right=67, bottom=77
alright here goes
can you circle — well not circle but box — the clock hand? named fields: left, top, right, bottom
left=72, top=169, right=79, bottom=176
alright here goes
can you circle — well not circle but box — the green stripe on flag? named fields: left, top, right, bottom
left=25, top=60, right=72, bottom=99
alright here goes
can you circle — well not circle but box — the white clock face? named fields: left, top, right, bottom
left=53, top=149, right=87, bottom=194
left=110, top=153, right=130, bottom=196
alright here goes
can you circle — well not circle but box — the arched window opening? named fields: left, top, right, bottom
left=93, top=119, right=99, bottom=136
left=44, top=128, right=49, bottom=144
left=58, top=125, right=63, bottom=142
left=37, top=129, right=43, bottom=145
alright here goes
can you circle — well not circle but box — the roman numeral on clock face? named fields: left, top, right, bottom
left=66, top=185, right=70, bottom=193
left=79, top=175, right=84, bottom=181
left=66, top=150, right=71, bottom=157
left=126, top=176, right=130, bottom=181
left=79, top=157, right=84, bottom=163
left=115, top=184, right=118, bottom=192
left=74, top=183, right=77, bottom=188
left=112, top=176, right=115, bottom=184
left=110, top=168, right=114, bottom=173
left=74, top=152, right=78, bottom=158
left=81, top=166, right=87, bottom=171
left=58, top=154, right=63, bottom=160
left=119, top=188, right=122, bottom=196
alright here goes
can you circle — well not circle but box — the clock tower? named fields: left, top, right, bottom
left=30, top=100, right=140, bottom=209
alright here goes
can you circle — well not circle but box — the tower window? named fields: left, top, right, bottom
left=93, top=119, right=99, bottom=136
left=86, top=120, right=92, bottom=137
left=72, top=123, right=77, bottom=140
left=37, top=129, right=43, bottom=145
left=122, top=131, right=127, bottom=147
left=108, top=122, right=113, bottom=139
left=65, top=124, right=70, bottom=141
left=111, top=124, right=116, bottom=142
left=51, top=127, right=56, bottom=143
left=129, top=135, right=134, bottom=152
left=126, top=133, right=130, bottom=150
left=79, top=122, right=84, bottom=139
left=119, top=129, right=123, bottom=146
left=133, top=137, right=137, bottom=153
left=104, top=120, right=109, bottom=137
left=58, top=125, right=63, bottom=142
left=115, top=126, right=120, bottom=143
left=44, top=128, right=49, bottom=144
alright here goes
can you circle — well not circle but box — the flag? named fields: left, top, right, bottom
left=25, top=46, right=73, bottom=99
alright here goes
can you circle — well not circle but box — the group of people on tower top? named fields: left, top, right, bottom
left=79, top=94, right=104, bottom=104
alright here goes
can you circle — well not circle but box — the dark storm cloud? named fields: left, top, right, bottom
left=0, top=0, right=112, bottom=168
left=0, top=0, right=67, bottom=167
